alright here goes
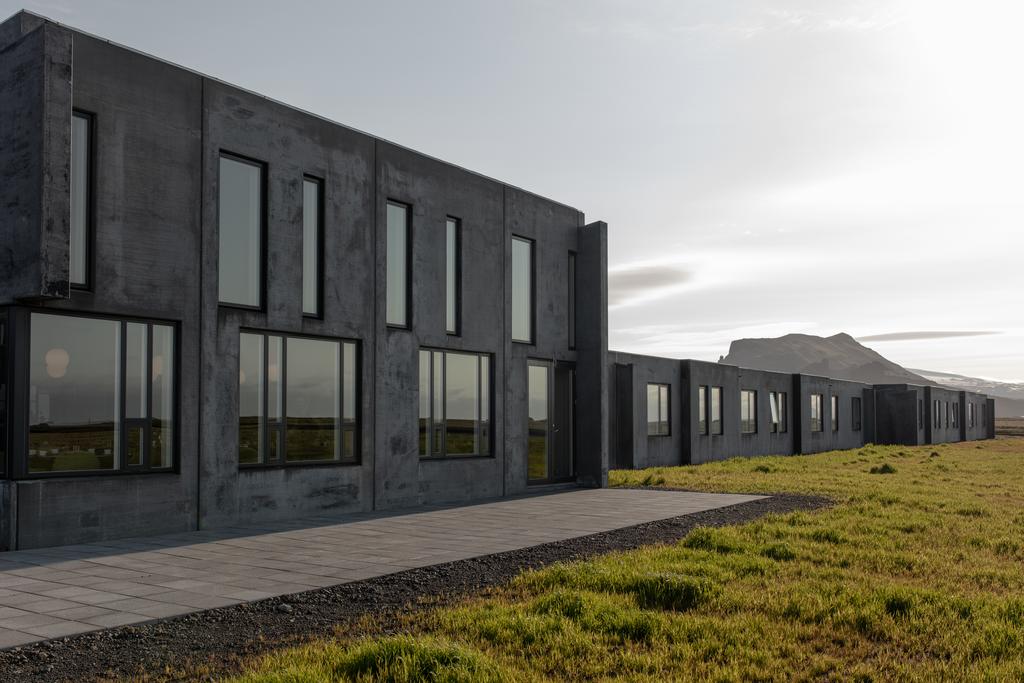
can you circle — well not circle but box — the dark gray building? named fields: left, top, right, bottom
left=0, top=12, right=608, bottom=550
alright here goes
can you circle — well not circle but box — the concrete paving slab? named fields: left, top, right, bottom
left=0, top=488, right=762, bottom=649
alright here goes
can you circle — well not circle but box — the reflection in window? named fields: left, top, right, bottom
left=419, top=349, right=491, bottom=458
left=239, top=332, right=358, bottom=466
left=512, top=237, right=533, bottom=343
left=810, top=394, right=823, bottom=433
left=769, top=391, right=787, bottom=434
left=28, top=313, right=175, bottom=474
left=219, top=155, right=263, bottom=307
left=302, top=177, right=322, bottom=316
left=698, top=386, right=708, bottom=435
left=831, top=395, right=840, bottom=432
left=71, top=112, right=91, bottom=286
left=386, top=201, right=409, bottom=327
left=740, top=389, right=757, bottom=434
left=528, top=362, right=548, bottom=480
left=646, top=383, right=670, bottom=436
left=446, top=218, right=460, bottom=334
left=710, top=386, right=723, bottom=435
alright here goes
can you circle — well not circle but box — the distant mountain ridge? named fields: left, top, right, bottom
left=718, top=332, right=1023, bottom=417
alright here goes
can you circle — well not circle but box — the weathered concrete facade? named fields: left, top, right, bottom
left=608, top=354, right=992, bottom=468
left=0, top=12, right=607, bottom=549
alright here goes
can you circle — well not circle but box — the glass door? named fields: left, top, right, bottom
left=528, top=360, right=575, bottom=484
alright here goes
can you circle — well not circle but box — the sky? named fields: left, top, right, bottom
left=6, top=0, right=1023, bottom=382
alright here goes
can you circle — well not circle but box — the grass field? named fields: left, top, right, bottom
left=230, top=439, right=1024, bottom=682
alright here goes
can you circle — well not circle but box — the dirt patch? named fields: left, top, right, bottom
left=996, top=418, right=1024, bottom=438
left=0, top=493, right=828, bottom=682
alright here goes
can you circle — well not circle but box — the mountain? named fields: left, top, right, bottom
left=719, top=332, right=1023, bottom=417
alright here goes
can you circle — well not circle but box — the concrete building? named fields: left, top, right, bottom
left=0, top=12, right=607, bottom=550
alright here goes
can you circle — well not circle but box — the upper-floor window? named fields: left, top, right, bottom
left=831, top=395, right=839, bottom=432
left=710, top=386, right=723, bottom=435
left=810, top=393, right=823, bottom=432
left=302, top=176, right=323, bottom=317
left=446, top=218, right=461, bottom=334
left=239, top=331, right=359, bottom=467
left=28, top=312, right=176, bottom=475
left=386, top=201, right=410, bottom=327
left=740, top=389, right=757, bottom=434
left=219, top=154, right=265, bottom=308
left=769, top=391, right=787, bottom=433
left=646, top=383, right=670, bottom=436
left=698, top=386, right=708, bottom=435
left=851, top=396, right=862, bottom=431
left=71, top=112, right=93, bottom=288
left=511, top=236, right=534, bottom=343
left=568, top=252, right=577, bottom=350
left=419, top=349, right=491, bottom=458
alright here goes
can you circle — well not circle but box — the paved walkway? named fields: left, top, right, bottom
left=0, top=488, right=762, bottom=648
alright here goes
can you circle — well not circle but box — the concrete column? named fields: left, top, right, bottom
left=575, top=221, right=608, bottom=487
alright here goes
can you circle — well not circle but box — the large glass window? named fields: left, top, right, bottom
left=646, top=383, right=670, bottom=436
left=527, top=362, right=547, bottom=480
left=28, top=313, right=175, bottom=474
left=302, top=177, right=323, bottom=317
left=710, top=386, right=723, bottom=435
left=239, top=332, right=358, bottom=466
left=740, top=389, right=757, bottom=434
left=219, top=154, right=264, bottom=308
left=512, top=236, right=534, bottom=343
left=769, top=391, right=787, bottom=434
left=810, top=394, right=823, bottom=432
left=71, top=112, right=92, bottom=287
left=446, top=218, right=460, bottom=335
left=852, top=396, right=862, bottom=432
left=419, top=349, right=491, bottom=458
left=386, top=201, right=410, bottom=327
left=698, top=386, right=708, bottom=435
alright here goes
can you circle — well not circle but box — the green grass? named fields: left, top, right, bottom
left=230, top=439, right=1024, bottom=682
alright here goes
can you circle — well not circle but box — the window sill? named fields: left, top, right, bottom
left=15, top=468, right=178, bottom=481
left=239, top=460, right=361, bottom=471
left=419, top=454, right=495, bottom=462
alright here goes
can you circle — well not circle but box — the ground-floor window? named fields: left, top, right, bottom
left=0, top=313, right=7, bottom=475
left=740, top=389, right=757, bottom=434
left=646, top=383, right=670, bottom=436
left=769, top=391, right=787, bottom=433
left=419, top=348, right=491, bottom=458
left=239, top=331, right=359, bottom=466
left=28, top=312, right=176, bottom=474
left=831, top=395, right=839, bottom=432
left=710, top=386, right=723, bottom=435
left=810, top=393, right=823, bottom=432
left=698, top=386, right=708, bottom=435
left=852, top=396, right=862, bottom=431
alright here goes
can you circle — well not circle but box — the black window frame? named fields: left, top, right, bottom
left=698, top=385, right=708, bottom=435
left=418, top=347, right=494, bottom=459
left=0, top=309, right=8, bottom=477
left=302, top=174, right=325, bottom=319
left=769, top=391, right=788, bottom=434
left=740, top=389, right=757, bottom=434
left=384, top=199, right=413, bottom=329
left=445, top=216, right=462, bottom=336
left=14, top=308, right=181, bottom=479
left=810, top=393, right=823, bottom=433
left=710, top=386, right=723, bottom=435
left=217, top=151, right=268, bottom=311
left=567, top=251, right=577, bottom=350
left=511, top=235, right=536, bottom=345
left=851, top=396, right=862, bottom=431
left=238, top=329, right=361, bottom=469
left=70, top=109, right=96, bottom=291
left=646, top=383, right=670, bottom=437
left=831, top=394, right=839, bottom=432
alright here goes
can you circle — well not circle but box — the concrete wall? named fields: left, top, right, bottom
left=796, top=375, right=873, bottom=454
left=925, top=386, right=961, bottom=445
left=874, top=385, right=926, bottom=446
left=960, top=391, right=988, bottom=441
left=607, top=352, right=683, bottom=469
left=0, top=13, right=604, bottom=548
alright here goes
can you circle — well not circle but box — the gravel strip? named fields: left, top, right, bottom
left=0, top=492, right=829, bottom=682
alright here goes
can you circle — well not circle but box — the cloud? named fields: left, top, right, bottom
left=857, top=331, right=1001, bottom=342
left=608, top=264, right=693, bottom=307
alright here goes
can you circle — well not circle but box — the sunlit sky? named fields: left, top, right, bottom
left=7, top=0, right=1022, bottom=381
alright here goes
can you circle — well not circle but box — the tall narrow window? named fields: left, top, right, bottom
left=851, top=396, right=862, bottom=431
left=219, top=154, right=264, bottom=308
left=302, top=177, right=323, bottom=317
left=28, top=313, right=176, bottom=474
left=710, top=386, right=723, bottom=435
left=810, top=394, right=823, bottom=432
left=646, top=383, right=670, bottom=436
left=831, top=395, right=839, bottom=432
left=512, top=236, right=534, bottom=343
left=0, top=316, right=7, bottom=475
left=769, top=392, right=788, bottom=433
left=71, top=112, right=92, bottom=287
left=740, top=390, right=757, bottom=434
left=778, top=392, right=788, bottom=433
left=386, top=201, right=410, bottom=327
left=446, top=218, right=460, bottom=334
left=918, top=398, right=923, bottom=428
left=952, top=403, right=958, bottom=428
left=419, top=349, right=491, bottom=458
left=239, top=332, right=359, bottom=466
left=698, top=386, right=708, bottom=435
left=567, top=252, right=577, bottom=350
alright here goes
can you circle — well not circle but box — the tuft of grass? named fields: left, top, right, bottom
left=870, top=463, right=898, bottom=474
left=231, top=439, right=1024, bottom=682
